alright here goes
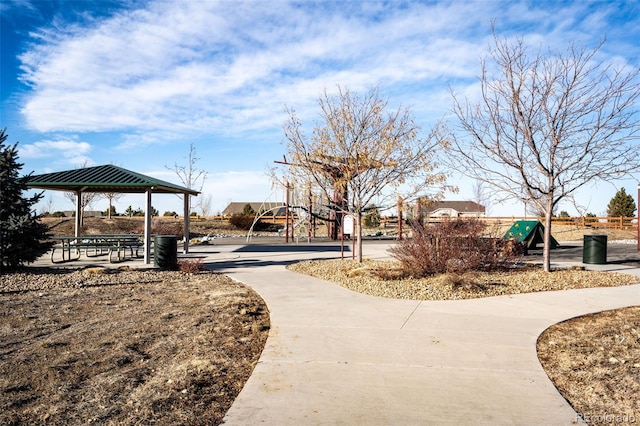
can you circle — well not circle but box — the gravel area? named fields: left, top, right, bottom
left=287, top=259, right=640, bottom=300
left=0, top=266, right=174, bottom=293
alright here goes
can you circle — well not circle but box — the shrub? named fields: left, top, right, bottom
left=177, top=258, right=205, bottom=274
left=50, top=211, right=67, bottom=218
left=389, top=219, right=524, bottom=277
left=229, top=213, right=256, bottom=230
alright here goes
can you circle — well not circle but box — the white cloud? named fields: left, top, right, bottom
left=18, top=138, right=93, bottom=167
left=17, top=0, right=503, bottom=136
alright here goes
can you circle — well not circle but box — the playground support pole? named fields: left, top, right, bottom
left=637, top=183, right=639, bottom=251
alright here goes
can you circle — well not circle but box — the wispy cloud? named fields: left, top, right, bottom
left=9, top=0, right=639, bottom=215
left=18, top=1, right=506, bottom=137
left=14, top=1, right=640, bottom=138
left=18, top=137, right=93, bottom=167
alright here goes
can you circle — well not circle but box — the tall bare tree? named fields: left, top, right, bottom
left=444, top=34, right=640, bottom=271
left=197, top=193, right=213, bottom=217
left=103, top=192, right=124, bottom=219
left=283, top=85, right=447, bottom=262
left=63, top=160, right=102, bottom=226
left=166, top=143, right=207, bottom=216
left=471, top=181, right=491, bottom=216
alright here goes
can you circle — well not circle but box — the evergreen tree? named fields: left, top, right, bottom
left=0, top=129, right=53, bottom=272
left=606, top=188, right=637, bottom=217
left=104, top=205, right=117, bottom=217
left=242, top=203, right=255, bottom=215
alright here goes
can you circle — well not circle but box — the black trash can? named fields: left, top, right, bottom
left=154, top=235, right=177, bottom=269
left=583, top=235, right=607, bottom=264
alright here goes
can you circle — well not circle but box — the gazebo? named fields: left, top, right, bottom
left=26, top=164, right=200, bottom=264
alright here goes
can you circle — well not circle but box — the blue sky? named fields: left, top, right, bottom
left=2, top=0, right=639, bottom=217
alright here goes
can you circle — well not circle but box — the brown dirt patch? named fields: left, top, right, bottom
left=538, top=307, right=640, bottom=424
left=0, top=269, right=269, bottom=425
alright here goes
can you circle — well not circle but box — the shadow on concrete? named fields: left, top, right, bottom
left=528, top=243, right=640, bottom=266
left=205, top=256, right=339, bottom=271
left=233, top=244, right=349, bottom=253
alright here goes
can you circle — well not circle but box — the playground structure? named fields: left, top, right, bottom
left=246, top=182, right=319, bottom=243
left=243, top=177, right=638, bottom=249
left=503, top=220, right=559, bottom=250
left=270, top=156, right=353, bottom=242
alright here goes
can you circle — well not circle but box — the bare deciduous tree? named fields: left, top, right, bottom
left=472, top=181, right=491, bottom=216
left=63, top=160, right=102, bottom=226
left=197, top=193, right=213, bottom=217
left=444, top=34, right=640, bottom=271
left=283, top=85, right=447, bottom=262
left=166, top=143, right=207, bottom=216
left=103, top=192, right=124, bottom=219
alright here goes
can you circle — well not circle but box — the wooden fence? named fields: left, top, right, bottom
left=380, top=216, right=638, bottom=230
left=43, top=211, right=639, bottom=231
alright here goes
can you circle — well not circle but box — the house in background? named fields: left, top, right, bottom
left=221, top=202, right=287, bottom=217
left=419, top=200, right=486, bottom=218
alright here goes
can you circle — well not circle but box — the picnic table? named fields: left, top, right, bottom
left=51, top=234, right=144, bottom=263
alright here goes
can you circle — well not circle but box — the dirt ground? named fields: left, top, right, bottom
left=2, top=217, right=637, bottom=424
left=0, top=269, right=269, bottom=425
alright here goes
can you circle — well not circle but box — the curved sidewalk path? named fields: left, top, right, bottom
left=203, top=242, right=640, bottom=425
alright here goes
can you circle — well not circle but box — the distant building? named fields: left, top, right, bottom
left=221, top=202, right=287, bottom=216
left=419, top=200, right=486, bottom=218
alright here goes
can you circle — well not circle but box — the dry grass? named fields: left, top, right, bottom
left=538, top=307, right=640, bottom=425
left=0, top=269, right=269, bottom=425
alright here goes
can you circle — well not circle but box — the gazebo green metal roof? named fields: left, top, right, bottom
left=26, top=164, right=199, bottom=196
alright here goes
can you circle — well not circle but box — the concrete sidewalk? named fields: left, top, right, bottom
left=205, top=242, right=640, bottom=425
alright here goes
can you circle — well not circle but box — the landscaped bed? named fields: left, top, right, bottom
left=287, top=258, right=639, bottom=300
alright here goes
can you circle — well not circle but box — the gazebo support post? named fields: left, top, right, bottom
left=74, top=190, right=82, bottom=240
left=144, top=189, right=152, bottom=264
left=183, top=194, right=190, bottom=254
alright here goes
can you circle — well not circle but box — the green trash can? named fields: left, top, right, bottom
left=583, top=235, right=607, bottom=264
left=154, top=235, right=177, bottom=269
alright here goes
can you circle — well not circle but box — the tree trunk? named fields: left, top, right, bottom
left=543, top=198, right=553, bottom=272
left=356, top=211, right=363, bottom=262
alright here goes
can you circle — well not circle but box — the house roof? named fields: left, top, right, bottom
left=26, top=164, right=199, bottom=196
left=422, top=200, right=486, bottom=213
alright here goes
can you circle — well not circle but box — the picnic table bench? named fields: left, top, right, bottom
left=51, top=235, right=144, bottom=263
